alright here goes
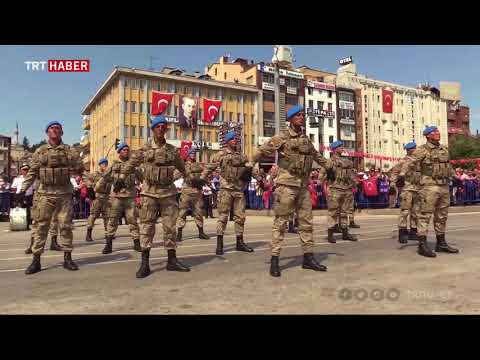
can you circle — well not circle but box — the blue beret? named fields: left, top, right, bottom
left=404, top=142, right=417, bottom=150
left=98, top=158, right=108, bottom=165
left=330, top=140, right=344, bottom=150
left=151, top=115, right=167, bottom=130
left=116, top=143, right=129, bottom=153
left=45, top=121, right=62, bottom=133
left=423, top=126, right=438, bottom=136
left=224, top=131, right=236, bottom=143
left=287, top=105, right=304, bottom=120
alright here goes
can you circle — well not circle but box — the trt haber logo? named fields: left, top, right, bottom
left=24, top=59, right=90, bottom=72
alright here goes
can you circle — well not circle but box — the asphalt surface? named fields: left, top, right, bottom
left=1, top=210, right=480, bottom=314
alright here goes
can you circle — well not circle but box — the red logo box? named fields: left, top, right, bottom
left=48, top=59, right=90, bottom=72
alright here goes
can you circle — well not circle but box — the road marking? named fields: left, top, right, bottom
left=0, top=226, right=473, bottom=273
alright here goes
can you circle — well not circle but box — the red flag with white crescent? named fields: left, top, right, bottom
left=180, top=140, right=192, bottom=160
left=203, top=98, right=222, bottom=123
left=382, top=88, right=393, bottom=113
left=151, top=91, right=174, bottom=115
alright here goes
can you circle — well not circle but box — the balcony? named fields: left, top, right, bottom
left=80, top=134, right=90, bottom=147
left=82, top=117, right=90, bottom=130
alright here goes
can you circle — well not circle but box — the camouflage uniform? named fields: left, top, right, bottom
left=390, top=155, right=421, bottom=241
left=86, top=170, right=111, bottom=236
left=254, top=127, right=328, bottom=256
left=402, top=140, right=459, bottom=256
left=20, top=142, right=83, bottom=254
left=326, top=153, right=357, bottom=242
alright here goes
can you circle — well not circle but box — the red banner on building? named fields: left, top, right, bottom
left=180, top=140, right=192, bottom=160
left=203, top=98, right=222, bottom=123
left=382, top=88, right=393, bottom=113
left=151, top=91, right=174, bottom=115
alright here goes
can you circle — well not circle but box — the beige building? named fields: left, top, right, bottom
left=81, top=66, right=261, bottom=169
left=336, top=63, right=448, bottom=170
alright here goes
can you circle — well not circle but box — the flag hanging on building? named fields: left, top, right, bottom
left=382, top=88, right=393, bottom=113
left=203, top=98, right=222, bottom=123
left=151, top=91, right=174, bottom=115
left=180, top=140, right=192, bottom=160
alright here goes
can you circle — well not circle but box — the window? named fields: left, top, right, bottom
left=224, top=72, right=227, bottom=80
left=229, top=112, right=233, bottom=121
left=328, top=103, right=333, bottom=111
left=307, top=88, right=313, bottom=95
left=124, top=78, right=129, bottom=87
left=309, top=134, right=315, bottom=142
left=263, top=73, right=274, bottom=83
left=139, top=126, right=144, bottom=138
left=328, top=90, right=332, bottom=98
left=286, top=78, right=299, bottom=88
left=317, top=101, right=324, bottom=110
left=199, top=109, right=203, bottom=120
left=124, top=125, right=129, bottom=137
left=124, top=101, right=129, bottom=112
left=131, top=101, right=137, bottom=113
left=140, top=103, right=144, bottom=113
left=174, top=106, right=178, bottom=116
left=328, top=118, right=333, bottom=127
left=377, top=95, right=380, bottom=103
left=329, top=135, right=334, bottom=143
left=308, top=100, right=314, bottom=109
left=252, top=135, right=255, bottom=146
left=139, top=80, right=144, bottom=89
left=364, top=95, right=368, bottom=112
left=264, top=92, right=274, bottom=102
left=215, top=68, right=217, bottom=76
left=156, top=82, right=161, bottom=91
left=286, top=96, right=297, bottom=105
left=131, top=126, right=136, bottom=137
left=237, top=113, right=241, bottom=122
left=206, top=131, right=211, bottom=143
left=263, top=111, right=274, bottom=119
left=174, top=128, right=178, bottom=140
left=377, top=110, right=380, bottom=118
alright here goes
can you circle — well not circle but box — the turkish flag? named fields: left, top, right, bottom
left=203, top=98, right=222, bottom=123
left=151, top=91, right=174, bottom=115
left=180, top=140, right=192, bottom=160
left=382, top=89, right=393, bottom=113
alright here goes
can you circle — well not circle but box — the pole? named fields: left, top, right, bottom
left=274, top=62, right=280, bottom=165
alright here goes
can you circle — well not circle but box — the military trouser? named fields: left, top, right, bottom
left=48, top=214, right=59, bottom=236
left=327, top=189, right=352, bottom=229
left=417, top=185, right=450, bottom=237
left=139, top=195, right=177, bottom=250
left=346, top=193, right=354, bottom=223
left=31, top=194, right=74, bottom=255
left=176, top=189, right=204, bottom=229
left=87, top=197, right=109, bottom=234
left=398, top=189, right=419, bottom=229
left=216, top=189, right=245, bottom=236
left=271, top=185, right=314, bottom=256
left=106, top=197, right=139, bottom=240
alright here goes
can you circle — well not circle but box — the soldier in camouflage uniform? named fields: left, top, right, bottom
left=390, top=142, right=420, bottom=243
left=85, top=157, right=111, bottom=242
left=176, top=147, right=210, bottom=242
left=325, top=141, right=358, bottom=243
left=204, top=130, right=254, bottom=256
left=400, top=126, right=459, bottom=257
left=253, top=105, right=329, bottom=277
left=97, top=143, right=142, bottom=254
left=19, top=121, right=84, bottom=274
left=129, top=116, right=193, bottom=278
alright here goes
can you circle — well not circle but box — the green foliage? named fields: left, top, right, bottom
left=22, top=136, right=30, bottom=150
left=449, top=135, right=480, bottom=169
left=29, top=140, right=47, bottom=153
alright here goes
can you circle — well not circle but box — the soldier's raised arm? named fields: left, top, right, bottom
left=252, top=135, right=285, bottom=163
left=400, top=147, right=426, bottom=176
left=389, top=159, right=404, bottom=184
left=308, top=141, right=330, bottom=170
left=203, top=151, right=221, bottom=179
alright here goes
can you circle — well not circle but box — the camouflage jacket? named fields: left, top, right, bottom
left=327, top=154, right=356, bottom=191
left=21, top=141, right=84, bottom=196
left=401, top=141, right=454, bottom=187
left=390, top=155, right=421, bottom=192
left=181, top=160, right=208, bottom=194
left=100, top=158, right=143, bottom=198
left=90, top=170, right=112, bottom=199
left=253, top=127, right=328, bottom=188
left=205, top=148, right=250, bottom=192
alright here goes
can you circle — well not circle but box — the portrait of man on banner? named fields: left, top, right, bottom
left=178, top=96, right=198, bottom=130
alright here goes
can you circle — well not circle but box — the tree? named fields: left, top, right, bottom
left=22, top=136, right=30, bottom=150
left=29, top=140, right=47, bottom=153
left=448, top=134, right=480, bottom=170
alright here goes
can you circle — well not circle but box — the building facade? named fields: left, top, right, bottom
left=81, top=66, right=261, bottom=168
left=0, top=135, right=11, bottom=179
left=446, top=100, right=470, bottom=137
left=336, top=62, right=448, bottom=170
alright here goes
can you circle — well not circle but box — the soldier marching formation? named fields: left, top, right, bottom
left=17, top=113, right=459, bottom=278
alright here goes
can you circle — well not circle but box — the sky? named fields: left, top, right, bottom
left=1, top=45, right=479, bottom=145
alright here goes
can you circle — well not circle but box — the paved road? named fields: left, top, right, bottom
left=1, top=211, right=479, bottom=314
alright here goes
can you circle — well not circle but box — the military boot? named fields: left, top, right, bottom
left=435, top=234, right=459, bottom=254
left=398, top=228, right=409, bottom=244
left=342, top=227, right=358, bottom=241
left=133, top=239, right=141, bottom=252
left=408, top=228, right=418, bottom=241
left=25, top=253, right=41, bottom=275
left=85, top=228, right=93, bottom=242
left=327, top=228, right=336, bottom=243
left=49, top=235, right=62, bottom=251
left=166, top=249, right=190, bottom=272
left=198, top=226, right=210, bottom=240
left=176, top=228, right=183, bottom=243
left=216, top=235, right=224, bottom=255
left=333, top=224, right=342, bottom=234
left=136, top=249, right=151, bottom=278
left=288, top=221, right=299, bottom=234
left=349, top=221, right=360, bottom=229
left=102, top=236, right=113, bottom=254
left=270, top=256, right=281, bottom=277
left=25, top=236, right=34, bottom=254
left=417, top=236, right=436, bottom=258
left=302, top=253, right=327, bottom=271
left=236, top=234, right=254, bottom=252
left=63, top=252, right=79, bottom=271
